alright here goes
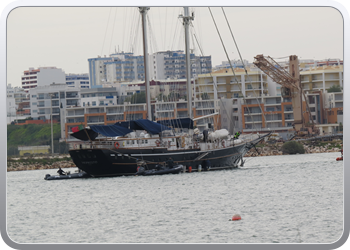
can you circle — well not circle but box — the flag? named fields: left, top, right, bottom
left=71, top=126, right=79, bottom=133
left=72, top=124, right=85, bottom=133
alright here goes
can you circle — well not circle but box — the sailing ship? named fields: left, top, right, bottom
left=68, top=7, right=271, bottom=177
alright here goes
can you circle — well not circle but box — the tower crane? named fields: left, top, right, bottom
left=253, top=55, right=318, bottom=137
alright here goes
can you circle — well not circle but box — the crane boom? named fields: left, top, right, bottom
left=253, top=55, right=313, bottom=133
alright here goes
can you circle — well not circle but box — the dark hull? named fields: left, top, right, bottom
left=69, top=134, right=268, bottom=178
left=44, top=172, right=91, bottom=180
left=136, top=165, right=184, bottom=176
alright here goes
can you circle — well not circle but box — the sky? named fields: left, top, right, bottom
left=3, top=2, right=347, bottom=89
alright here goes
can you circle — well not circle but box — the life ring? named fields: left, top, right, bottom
left=194, top=142, right=199, bottom=148
left=114, top=141, right=120, bottom=149
left=222, top=140, right=225, bottom=148
left=155, top=140, right=160, bottom=147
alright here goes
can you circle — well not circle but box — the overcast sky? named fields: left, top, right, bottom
left=5, top=4, right=345, bottom=88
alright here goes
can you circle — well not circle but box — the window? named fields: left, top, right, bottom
left=92, top=101, right=96, bottom=106
left=32, top=102, right=37, bottom=105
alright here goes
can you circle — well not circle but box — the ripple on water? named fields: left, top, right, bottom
left=6, top=153, right=344, bottom=244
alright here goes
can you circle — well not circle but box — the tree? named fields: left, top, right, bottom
left=201, top=92, right=210, bottom=100
left=327, top=85, right=342, bottom=93
left=281, top=141, right=305, bottom=154
left=124, top=92, right=146, bottom=104
left=168, top=91, right=180, bottom=101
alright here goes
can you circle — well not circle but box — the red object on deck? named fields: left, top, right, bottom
left=336, top=157, right=343, bottom=161
left=188, top=166, right=192, bottom=173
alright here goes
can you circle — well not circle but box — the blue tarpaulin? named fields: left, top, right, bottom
left=72, top=120, right=171, bottom=141
left=115, top=119, right=171, bottom=134
left=157, top=118, right=193, bottom=129
left=89, top=124, right=133, bottom=137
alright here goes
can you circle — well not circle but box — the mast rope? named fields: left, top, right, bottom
left=209, top=7, right=266, bottom=133
left=221, top=7, right=268, bottom=131
left=100, top=7, right=113, bottom=56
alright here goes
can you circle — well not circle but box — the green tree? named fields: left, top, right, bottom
left=201, top=92, right=210, bottom=100
left=168, top=91, right=180, bottom=101
left=281, top=141, right=305, bottom=154
left=125, top=92, right=146, bottom=104
left=327, top=85, right=342, bottom=93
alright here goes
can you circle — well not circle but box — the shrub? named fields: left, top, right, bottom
left=281, top=141, right=305, bottom=154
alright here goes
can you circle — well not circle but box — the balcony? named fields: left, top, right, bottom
left=66, top=93, right=79, bottom=98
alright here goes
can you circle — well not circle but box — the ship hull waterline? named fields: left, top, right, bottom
left=68, top=136, right=266, bottom=178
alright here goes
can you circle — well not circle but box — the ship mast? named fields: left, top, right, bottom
left=139, top=7, right=152, bottom=121
left=181, top=7, right=194, bottom=119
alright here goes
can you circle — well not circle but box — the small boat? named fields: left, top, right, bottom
left=44, top=171, right=91, bottom=180
left=134, top=161, right=184, bottom=176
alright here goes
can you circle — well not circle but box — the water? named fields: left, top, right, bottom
left=7, top=152, right=343, bottom=244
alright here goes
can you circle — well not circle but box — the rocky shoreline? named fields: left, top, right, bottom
left=7, top=141, right=342, bottom=172
left=7, top=155, right=76, bottom=172
left=245, top=141, right=342, bottom=157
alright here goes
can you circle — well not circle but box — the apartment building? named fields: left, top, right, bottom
left=66, top=74, right=90, bottom=89
left=64, top=102, right=147, bottom=140
left=88, top=52, right=146, bottom=87
left=324, top=91, right=344, bottom=124
left=28, top=83, right=80, bottom=138
left=196, top=67, right=274, bottom=100
left=154, top=99, right=220, bottom=131
left=152, top=50, right=211, bottom=80
left=21, top=67, right=66, bottom=91
left=300, top=65, right=343, bottom=93
left=88, top=51, right=212, bottom=87
left=6, top=84, right=31, bottom=123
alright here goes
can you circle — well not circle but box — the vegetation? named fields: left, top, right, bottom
left=327, top=85, right=342, bottom=93
left=7, top=124, right=70, bottom=156
left=281, top=141, right=305, bottom=154
left=338, top=122, right=343, bottom=132
left=201, top=92, right=210, bottom=100
left=124, top=92, right=146, bottom=103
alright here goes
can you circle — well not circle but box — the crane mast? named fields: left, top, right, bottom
left=254, top=55, right=315, bottom=134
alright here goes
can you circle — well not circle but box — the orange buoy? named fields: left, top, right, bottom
left=231, top=214, right=241, bottom=221
left=188, top=166, right=192, bottom=173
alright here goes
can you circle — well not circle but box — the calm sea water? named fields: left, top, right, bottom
left=6, top=152, right=343, bottom=244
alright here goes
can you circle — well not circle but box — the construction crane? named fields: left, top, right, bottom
left=253, top=55, right=318, bottom=137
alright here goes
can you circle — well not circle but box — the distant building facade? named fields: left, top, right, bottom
left=21, top=67, right=66, bottom=91
left=88, top=51, right=212, bottom=87
left=66, top=73, right=90, bottom=89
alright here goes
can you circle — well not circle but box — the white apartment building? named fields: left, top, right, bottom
left=88, top=51, right=212, bottom=87
left=6, top=84, right=31, bottom=124
left=29, top=83, right=80, bottom=138
left=66, top=73, right=90, bottom=89
left=21, top=67, right=66, bottom=91
left=80, top=87, right=118, bottom=108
